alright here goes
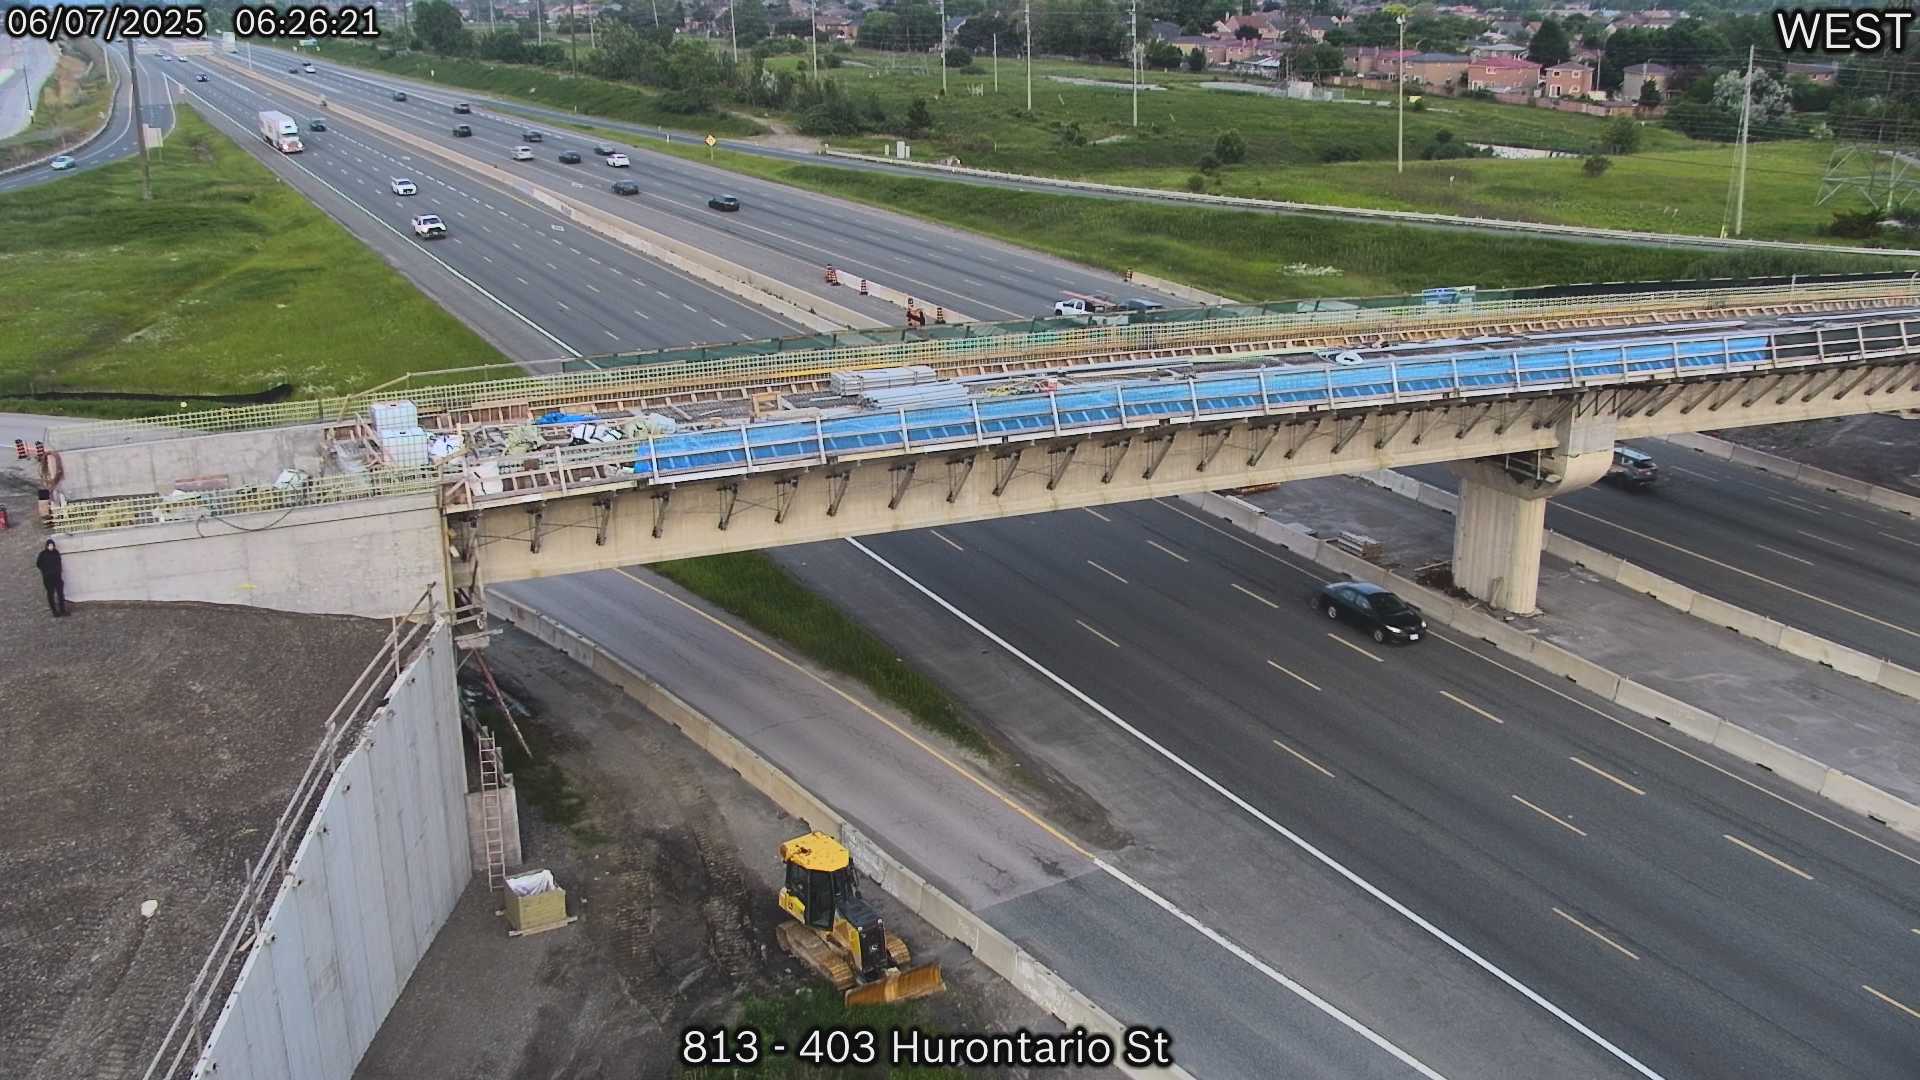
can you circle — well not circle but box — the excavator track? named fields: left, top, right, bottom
left=776, top=921, right=854, bottom=991
left=884, top=931, right=912, bottom=968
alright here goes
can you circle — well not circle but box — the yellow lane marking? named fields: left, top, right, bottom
left=1147, top=540, right=1190, bottom=562
left=1515, top=795, right=1588, bottom=837
left=1794, top=529, right=1856, bottom=552
left=610, top=568, right=1094, bottom=859
left=1324, top=633, right=1384, bottom=663
left=1436, top=635, right=1920, bottom=873
left=1569, top=756, right=1647, bottom=796
left=1553, top=503, right=1919, bottom=641
left=929, top=529, right=964, bottom=552
left=1077, top=619, right=1123, bottom=649
left=1863, top=985, right=1920, bottom=1021
left=1880, top=531, right=1920, bottom=550
left=1082, top=507, right=1112, bottom=523
left=1272, top=738, right=1337, bottom=779
left=1440, top=690, right=1505, bottom=725
left=1552, top=908, right=1640, bottom=961
left=1724, top=834, right=1814, bottom=881
left=1266, top=660, right=1323, bottom=692
left=1232, top=582, right=1280, bottom=609
left=1086, top=559, right=1129, bottom=585
left=1753, top=543, right=1815, bottom=567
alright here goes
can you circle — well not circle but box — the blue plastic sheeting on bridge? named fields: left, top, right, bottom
left=631, top=334, right=1774, bottom=479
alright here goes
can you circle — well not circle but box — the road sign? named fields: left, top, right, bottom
left=705, top=134, right=717, bottom=147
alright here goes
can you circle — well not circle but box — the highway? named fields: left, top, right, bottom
left=0, top=43, right=177, bottom=193
left=1400, top=443, right=1920, bottom=669
left=838, top=499, right=1920, bottom=1080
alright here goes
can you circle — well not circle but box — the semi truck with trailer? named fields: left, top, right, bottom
left=257, top=111, right=303, bottom=153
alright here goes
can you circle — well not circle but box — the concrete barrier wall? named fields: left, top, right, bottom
left=1657, top=432, right=1920, bottom=517
left=1354, top=469, right=1920, bottom=704
left=62, top=491, right=446, bottom=618
left=56, top=422, right=337, bottom=500
left=210, top=58, right=867, bottom=334
left=485, top=592, right=1192, bottom=1080
left=193, top=625, right=470, bottom=1080
left=1177, top=490, right=1920, bottom=840
left=1124, top=271, right=1236, bottom=308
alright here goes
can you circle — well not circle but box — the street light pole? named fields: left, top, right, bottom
left=993, top=32, right=998, bottom=93
left=810, top=0, right=819, bottom=80
left=1396, top=15, right=1406, bottom=174
left=1129, top=0, right=1137, bottom=127
left=125, top=38, right=151, bottom=200
left=1024, top=0, right=1032, bottom=112
left=729, top=1, right=738, bottom=64
left=939, top=0, right=948, bottom=95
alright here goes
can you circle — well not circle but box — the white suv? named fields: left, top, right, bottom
left=606, top=152, right=630, bottom=167
left=411, top=214, right=447, bottom=239
left=390, top=177, right=417, bottom=195
left=511, top=145, right=534, bottom=161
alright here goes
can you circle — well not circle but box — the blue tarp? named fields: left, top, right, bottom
left=536, top=411, right=596, bottom=425
left=632, top=334, right=1774, bottom=478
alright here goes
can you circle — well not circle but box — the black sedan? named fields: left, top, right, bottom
left=453, top=102, right=472, bottom=114
left=309, top=118, right=327, bottom=131
left=1312, top=581, right=1427, bottom=645
left=557, top=150, right=581, bottom=164
left=708, top=194, right=741, bottom=212
left=523, top=130, right=543, bottom=142
left=194, top=73, right=208, bottom=82
left=392, top=91, right=408, bottom=101
left=611, top=179, right=640, bottom=195
left=593, top=144, right=615, bottom=156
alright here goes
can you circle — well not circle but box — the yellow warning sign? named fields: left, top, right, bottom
left=705, top=134, right=717, bottom=147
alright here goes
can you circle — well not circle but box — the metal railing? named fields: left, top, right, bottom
left=45, top=280, right=1920, bottom=452
left=51, top=468, right=444, bottom=534
left=140, top=592, right=442, bottom=1080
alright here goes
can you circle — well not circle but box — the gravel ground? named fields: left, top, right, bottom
left=0, top=475, right=390, bottom=1080
left=1714, top=413, right=1920, bottom=493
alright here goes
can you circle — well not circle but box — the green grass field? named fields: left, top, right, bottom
left=0, top=106, right=506, bottom=407
left=314, top=40, right=767, bottom=137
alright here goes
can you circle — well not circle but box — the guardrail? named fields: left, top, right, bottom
left=46, top=279, right=1920, bottom=452
left=51, top=469, right=442, bottom=534
left=140, top=591, right=440, bottom=1080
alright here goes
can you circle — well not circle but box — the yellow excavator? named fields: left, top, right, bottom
left=776, top=832, right=945, bottom=1006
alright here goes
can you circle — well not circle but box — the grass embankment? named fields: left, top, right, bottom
left=314, top=40, right=766, bottom=137
left=0, top=40, right=112, bottom=170
left=653, top=552, right=985, bottom=756
left=686, top=988, right=962, bottom=1080
left=0, top=106, right=505, bottom=411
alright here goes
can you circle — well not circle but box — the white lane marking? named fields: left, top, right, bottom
left=1231, top=582, right=1279, bottom=609
left=1325, top=633, right=1385, bottom=663
left=848, top=537, right=1664, bottom=1080
left=1513, top=795, right=1588, bottom=837
left=516, top=276, right=530, bottom=285
left=1083, top=507, right=1112, bottom=523
left=584, top=283, right=601, bottom=294
left=1569, top=756, right=1647, bottom=797
left=1147, top=540, right=1189, bottom=562
left=1086, top=560, right=1129, bottom=585
left=633, top=310, right=650, bottom=320
left=1793, top=529, right=1855, bottom=552
left=555, top=301, right=570, bottom=311
left=1076, top=619, right=1122, bottom=649
left=929, top=529, right=964, bottom=552
left=1273, top=738, right=1336, bottom=777
left=1552, top=908, right=1640, bottom=962
left=1753, top=544, right=1815, bottom=567
left=709, top=317, right=726, bottom=327
left=1881, top=531, right=1920, bottom=549
left=1266, top=660, right=1322, bottom=692
left=1439, top=690, right=1504, bottom=725
left=605, top=330, right=619, bottom=340
left=1725, top=834, right=1814, bottom=881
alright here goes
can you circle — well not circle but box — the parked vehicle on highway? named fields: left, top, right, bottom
left=308, top=118, right=326, bottom=132
left=708, top=194, right=741, bottom=212
left=606, top=152, right=631, bottom=167
left=593, top=144, right=614, bottom=156
left=612, top=180, right=641, bottom=195
left=511, top=145, right=534, bottom=161
left=1604, top=446, right=1659, bottom=490
left=452, top=124, right=472, bottom=137
left=557, top=150, right=581, bottom=164
left=256, top=110, right=304, bottom=154
left=194, top=73, right=209, bottom=82
left=411, top=214, right=447, bottom=239
left=392, top=91, right=408, bottom=101
left=523, top=130, right=543, bottom=142
left=1052, top=293, right=1118, bottom=317
left=1122, top=298, right=1165, bottom=313
left=1313, top=581, right=1427, bottom=645
left=453, top=102, right=471, bottom=114
left=49, top=155, right=75, bottom=171
left=390, top=177, right=417, bottom=195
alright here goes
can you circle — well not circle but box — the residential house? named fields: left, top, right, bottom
left=1231, top=54, right=1286, bottom=78
left=1470, top=42, right=1529, bottom=59
left=1405, top=52, right=1470, bottom=87
left=1171, top=35, right=1252, bottom=67
left=1544, top=61, right=1593, bottom=98
left=1469, top=55, right=1542, bottom=92
left=1301, top=14, right=1341, bottom=40
left=1347, top=46, right=1415, bottom=78
left=1214, top=12, right=1284, bottom=40
left=1621, top=61, right=1670, bottom=102
left=815, top=11, right=854, bottom=41
left=1786, top=60, right=1839, bottom=84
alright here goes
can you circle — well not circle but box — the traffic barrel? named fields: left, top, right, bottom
left=859, top=279, right=869, bottom=295
left=934, top=306, right=946, bottom=324
left=824, top=265, right=840, bottom=286
left=12, top=439, right=26, bottom=460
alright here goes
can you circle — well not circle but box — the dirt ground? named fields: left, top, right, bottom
left=1714, top=413, right=1920, bottom=493
left=356, top=628, right=1120, bottom=1080
left=0, top=474, right=391, bottom=1080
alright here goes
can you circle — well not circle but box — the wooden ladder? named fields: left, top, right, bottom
left=478, top=730, right=508, bottom=893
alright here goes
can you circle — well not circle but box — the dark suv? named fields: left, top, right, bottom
left=452, top=124, right=473, bottom=137
left=1604, top=447, right=1659, bottom=490
left=1313, top=581, right=1427, bottom=645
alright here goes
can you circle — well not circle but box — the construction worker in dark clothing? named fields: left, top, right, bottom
left=36, top=540, right=67, bottom=617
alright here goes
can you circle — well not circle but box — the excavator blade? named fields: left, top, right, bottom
left=843, top=963, right=945, bottom=1006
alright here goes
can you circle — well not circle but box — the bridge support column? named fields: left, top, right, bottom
left=1448, top=409, right=1616, bottom=615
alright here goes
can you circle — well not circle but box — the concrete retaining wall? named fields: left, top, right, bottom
left=55, top=422, right=337, bottom=500
left=1656, top=431, right=1920, bottom=517
left=1124, top=270, right=1236, bottom=307
left=1178, top=490, right=1920, bottom=840
left=192, top=624, right=471, bottom=1079
left=62, top=491, right=446, bottom=618
left=1351, top=469, right=1920, bottom=704
left=210, top=58, right=867, bottom=334
left=485, top=591, right=1191, bottom=1079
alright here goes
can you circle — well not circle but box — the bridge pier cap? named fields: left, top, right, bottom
left=1448, top=409, right=1616, bottom=615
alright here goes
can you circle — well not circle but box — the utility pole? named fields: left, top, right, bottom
left=729, top=0, right=738, bottom=64
left=939, top=0, right=948, bottom=95
left=1024, top=0, right=1032, bottom=111
left=1395, top=14, right=1406, bottom=174
left=125, top=38, right=151, bottom=200
left=993, top=32, right=998, bottom=93
left=1731, top=44, right=1755, bottom=236
left=810, top=0, right=818, bottom=80
left=1129, top=0, right=1138, bottom=127
left=537, top=0, right=544, bottom=45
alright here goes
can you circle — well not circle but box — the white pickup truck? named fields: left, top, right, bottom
left=1052, top=294, right=1118, bottom=317
left=411, top=214, right=447, bottom=239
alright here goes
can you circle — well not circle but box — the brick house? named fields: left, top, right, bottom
left=1621, top=62, right=1670, bottom=103
left=1405, top=52, right=1470, bottom=87
left=1544, top=62, right=1593, bottom=99
left=1469, top=55, right=1542, bottom=93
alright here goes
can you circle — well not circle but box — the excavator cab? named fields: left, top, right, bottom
left=776, top=832, right=944, bottom=1005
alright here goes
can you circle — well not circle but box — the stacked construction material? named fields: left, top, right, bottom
left=373, top=400, right=433, bottom=469
left=859, top=382, right=971, bottom=409
left=830, top=365, right=938, bottom=397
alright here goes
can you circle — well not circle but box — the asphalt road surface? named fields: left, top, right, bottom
left=1401, top=441, right=1920, bottom=669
